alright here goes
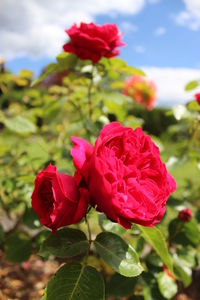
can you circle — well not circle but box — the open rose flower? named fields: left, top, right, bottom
left=71, top=122, right=176, bottom=229
left=123, top=75, right=156, bottom=110
left=63, top=22, right=125, bottom=63
left=194, top=93, right=200, bottom=105
left=31, top=164, right=89, bottom=233
left=178, top=208, right=192, bottom=223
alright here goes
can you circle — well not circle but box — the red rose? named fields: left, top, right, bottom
left=178, top=208, right=192, bottom=223
left=31, top=164, right=89, bottom=232
left=194, top=93, right=200, bottom=105
left=63, top=22, right=125, bottom=63
left=123, top=75, right=156, bottom=110
left=71, top=122, right=176, bottom=229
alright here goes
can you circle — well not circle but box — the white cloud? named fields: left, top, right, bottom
left=154, top=26, right=166, bottom=36
left=0, top=0, right=145, bottom=59
left=120, top=22, right=138, bottom=34
left=142, top=67, right=200, bottom=106
left=174, top=0, right=200, bottom=30
left=134, top=45, right=145, bottom=54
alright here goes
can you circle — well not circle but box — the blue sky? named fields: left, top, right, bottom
left=1, top=0, right=200, bottom=106
left=100, top=1, right=200, bottom=69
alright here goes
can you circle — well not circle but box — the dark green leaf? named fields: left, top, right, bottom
left=94, top=232, right=143, bottom=277
left=39, top=228, right=89, bottom=258
left=106, top=273, right=138, bottom=297
left=143, top=285, right=163, bottom=300
left=46, top=263, right=105, bottom=300
left=182, top=219, right=200, bottom=246
left=169, top=219, right=200, bottom=246
left=35, top=230, right=51, bottom=252
left=23, top=207, right=41, bottom=229
left=5, top=232, right=32, bottom=263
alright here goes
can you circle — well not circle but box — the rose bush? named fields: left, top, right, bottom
left=71, top=122, right=176, bottom=229
left=31, top=164, right=89, bottom=232
left=123, top=75, right=156, bottom=110
left=63, top=22, right=125, bottom=63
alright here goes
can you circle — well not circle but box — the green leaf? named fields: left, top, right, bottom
left=106, top=273, right=138, bottom=297
left=4, top=116, right=36, bottom=134
left=31, top=63, right=59, bottom=86
left=5, top=232, right=32, bottom=263
left=169, top=219, right=200, bottom=246
left=185, top=80, right=199, bottom=91
left=56, top=52, right=77, bottom=68
left=35, top=230, right=51, bottom=252
left=22, top=207, right=41, bottom=229
left=39, top=228, right=89, bottom=258
left=157, top=272, right=178, bottom=299
left=46, top=263, right=105, bottom=300
left=182, top=219, right=200, bottom=246
left=143, top=285, right=163, bottom=300
left=124, top=66, right=145, bottom=76
left=187, top=100, right=200, bottom=112
left=174, top=262, right=192, bottom=287
left=94, top=232, right=143, bottom=277
left=18, top=69, right=33, bottom=79
left=138, top=225, right=173, bottom=274
left=98, top=213, right=126, bottom=236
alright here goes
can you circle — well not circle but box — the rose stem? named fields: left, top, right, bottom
left=85, top=215, right=92, bottom=242
left=88, top=64, right=95, bottom=120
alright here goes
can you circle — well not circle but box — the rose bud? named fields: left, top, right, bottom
left=63, top=22, right=125, bottom=63
left=31, top=164, right=89, bottom=233
left=71, top=122, right=176, bottom=229
left=178, top=208, right=193, bottom=223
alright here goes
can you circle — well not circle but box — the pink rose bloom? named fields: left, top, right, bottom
left=31, top=164, right=89, bottom=233
left=178, top=208, right=193, bottom=223
left=63, top=22, right=125, bottom=63
left=194, top=93, right=200, bottom=105
left=71, top=122, right=176, bottom=229
left=123, top=75, right=157, bottom=110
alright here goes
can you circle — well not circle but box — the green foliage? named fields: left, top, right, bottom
left=5, top=232, right=32, bottom=263
left=0, top=49, right=200, bottom=300
left=46, top=263, right=105, bottom=300
left=4, top=116, right=36, bottom=134
left=94, top=232, right=143, bottom=277
left=138, top=225, right=173, bottom=274
left=157, top=272, right=178, bottom=299
left=106, top=273, right=138, bottom=298
left=185, top=80, right=199, bottom=91
left=99, top=214, right=126, bottom=236
left=39, top=228, right=89, bottom=258
left=169, top=218, right=200, bottom=246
